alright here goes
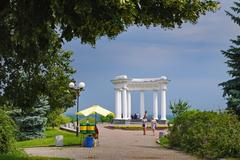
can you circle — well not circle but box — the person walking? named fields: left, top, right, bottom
left=151, top=116, right=157, bottom=136
left=142, top=111, right=147, bottom=135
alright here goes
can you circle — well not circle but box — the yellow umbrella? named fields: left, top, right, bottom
left=76, top=105, right=114, bottom=117
left=76, top=105, right=114, bottom=124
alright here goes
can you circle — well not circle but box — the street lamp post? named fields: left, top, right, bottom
left=69, top=81, right=85, bottom=137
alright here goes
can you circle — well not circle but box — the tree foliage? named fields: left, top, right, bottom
left=47, top=108, right=71, bottom=129
left=0, top=109, right=16, bottom=153
left=169, top=110, right=240, bottom=158
left=100, top=114, right=115, bottom=123
left=220, top=1, right=240, bottom=116
left=9, top=96, right=50, bottom=140
left=170, top=100, right=191, bottom=117
left=45, top=50, right=76, bottom=112
left=0, top=0, right=220, bottom=47
left=0, top=36, right=75, bottom=138
left=0, top=32, right=75, bottom=113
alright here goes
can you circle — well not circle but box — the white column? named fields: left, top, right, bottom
left=153, top=91, right=158, bottom=120
left=122, top=88, right=128, bottom=119
left=140, top=91, right=145, bottom=119
left=127, top=91, right=131, bottom=119
left=114, top=89, right=121, bottom=119
left=160, top=88, right=167, bottom=121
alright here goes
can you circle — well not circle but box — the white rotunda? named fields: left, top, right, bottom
left=111, top=75, right=170, bottom=124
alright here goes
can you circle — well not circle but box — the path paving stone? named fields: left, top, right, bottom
left=25, top=124, right=198, bottom=160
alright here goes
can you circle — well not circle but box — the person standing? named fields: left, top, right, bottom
left=151, top=116, right=157, bottom=136
left=142, top=111, right=147, bottom=135
left=93, top=124, right=99, bottom=146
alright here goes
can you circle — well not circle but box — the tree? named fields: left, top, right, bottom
left=0, top=0, right=219, bottom=115
left=47, top=108, right=71, bottom=129
left=9, top=96, right=50, bottom=140
left=0, top=1, right=220, bottom=47
left=220, top=1, right=240, bottom=116
left=45, top=50, right=76, bottom=112
left=170, top=100, right=191, bottom=117
left=0, top=32, right=76, bottom=114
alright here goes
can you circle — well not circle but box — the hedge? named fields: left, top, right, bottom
left=168, top=110, right=240, bottom=159
left=0, top=109, right=16, bottom=153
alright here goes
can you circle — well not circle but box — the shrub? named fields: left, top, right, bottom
left=169, top=110, right=240, bottom=158
left=58, top=115, right=72, bottom=125
left=170, top=100, right=191, bottom=117
left=158, top=136, right=170, bottom=148
left=80, top=117, right=96, bottom=123
left=100, top=114, right=114, bottom=123
left=47, top=110, right=71, bottom=129
left=0, top=109, right=16, bottom=153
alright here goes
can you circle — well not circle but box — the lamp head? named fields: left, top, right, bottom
left=69, top=82, right=75, bottom=89
left=79, top=82, right=85, bottom=89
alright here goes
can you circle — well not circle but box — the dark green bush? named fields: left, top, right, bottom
left=100, top=114, right=114, bottom=123
left=0, top=109, right=16, bottom=153
left=169, top=110, right=240, bottom=158
left=159, top=136, right=170, bottom=148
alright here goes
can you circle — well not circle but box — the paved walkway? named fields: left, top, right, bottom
left=25, top=124, right=198, bottom=160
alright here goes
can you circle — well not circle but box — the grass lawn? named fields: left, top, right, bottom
left=0, top=155, right=71, bottom=160
left=0, top=150, right=71, bottom=160
left=17, top=128, right=85, bottom=148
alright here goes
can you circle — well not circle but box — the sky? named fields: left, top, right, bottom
left=64, top=0, right=239, bottom=116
